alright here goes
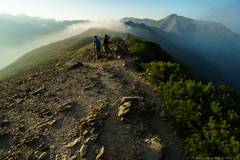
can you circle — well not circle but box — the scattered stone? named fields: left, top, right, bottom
left=69, top=155, right=78, bottom=160
left=96, top=146, right=105, bottom=160
left=120, top=97, right=143, bottom=105
left=38, top=151, right=49, bottom=160
left=90, top=134, right=99, bottom=142
left=38, top=109, right=52, bottom=118
left=16, top=99, right=24, bottom=104
left=118, top=97, right=152, bottom=119
left=34, top=123, right=48, bottom=131
left=64, top=137, right=81, bottom=148
left=80, top=144, right=88, bottom=157
left=126, top=124, right=132, bottom=130
left=82, top=130, right=89, bottom=136
left=118, top=101, right=131, bottom=117
left=48, top=120, right=57, bottom=127
left=58, top=102, right=73, bottom=112
left=84, top=137, right=91, bottom=143
left=159, top=110, right=166, bottom=118
left=32, top=87, right=46, bottom=96
left=83, top=86, right=93, bottom=91
left=142, top=136, right=164, bottom=160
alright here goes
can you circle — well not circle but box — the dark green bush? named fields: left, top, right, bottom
left=141, top=61, right=192, bottom=85
left=128, top=38, right=173, bottom=63
left=143, top=62, right=240, bottom=157
left=128, top=37, right=240, bottom=157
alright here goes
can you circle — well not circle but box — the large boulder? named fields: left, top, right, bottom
left=118, top=97, right=152, bottom=119
left=141, top=136, right=165, bottom=160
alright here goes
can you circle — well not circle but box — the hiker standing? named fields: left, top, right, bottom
left=103, top=34, right=111, bottom=54
left=93, top=36, right=101, bottom=59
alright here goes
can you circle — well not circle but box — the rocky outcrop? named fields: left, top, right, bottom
left=118, top=97, right=153, bottom=121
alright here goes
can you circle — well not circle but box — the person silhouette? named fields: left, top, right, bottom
left=93, top=36, right=101, bottom=59
left=103, top=34, right=111, bottom=54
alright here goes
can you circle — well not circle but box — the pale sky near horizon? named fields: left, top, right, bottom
left=0, top=0, right=240, bottom=33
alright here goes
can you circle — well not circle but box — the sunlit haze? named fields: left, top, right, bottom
left=0, top=0, right=239, bottom=33
left=0, top=0, right=240, bottom=71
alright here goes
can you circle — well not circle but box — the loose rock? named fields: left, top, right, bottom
left=80, top=144, right=88, bottom=157
left=118, top=101, right=131, bottom=117
left=96, top=146, right=105, bottom=160
left=142, top=136, right=164, bottom=160
left=38, top=151, right=49, bottom=160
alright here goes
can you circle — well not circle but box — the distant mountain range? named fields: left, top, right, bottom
left=0, top=14, right=89, bottom=47
left=0, top=14, right=89, bottom=69
left=122, top=14, right=240, bottom=93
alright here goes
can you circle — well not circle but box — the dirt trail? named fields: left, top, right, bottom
left=82, top=58, right=186, bottom=159
left=0, top=42, right=186, bottom=159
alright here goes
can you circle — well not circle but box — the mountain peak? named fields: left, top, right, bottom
left=121, top=17, right=156, bottom=25
left=151, top=14, right=231, bottom=34
left=167, top=13, right=178, bottom=18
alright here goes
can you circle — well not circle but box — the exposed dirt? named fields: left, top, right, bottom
left=0, top=41, right=187, bottom=159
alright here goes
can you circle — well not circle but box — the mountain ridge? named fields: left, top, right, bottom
left=122, top=14, right=240, bottom=93
left=0, top=37, right=186, bottom=159
left=121, top=17, right=156, bottom=25
left=124, top=21, right=229, bottom=86
left=148, top=14, right=240, bottom=92
left=0, top=26, right=228, bottom=88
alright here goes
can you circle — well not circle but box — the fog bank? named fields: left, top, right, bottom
left=0, top=20, right=128, bottom=69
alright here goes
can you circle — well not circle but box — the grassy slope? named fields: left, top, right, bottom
left=0, top=28, right=119, bottom=80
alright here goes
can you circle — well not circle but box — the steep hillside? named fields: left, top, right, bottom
left=124, top=21, right=228, bottom=86
left=149, top=14, right=240, bottom=92
left=0, top=38, right=185, bottom=159
left=0, top=36, right=93, bottom=80
left=0, top=28, right=120, bottom=80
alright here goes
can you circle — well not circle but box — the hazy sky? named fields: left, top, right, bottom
left=0, top=0, right=240, bottom=33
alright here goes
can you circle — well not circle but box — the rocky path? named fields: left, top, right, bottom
left=0, top=43, right=186, bottom=159
left=82, top=58, right=186, bottom=159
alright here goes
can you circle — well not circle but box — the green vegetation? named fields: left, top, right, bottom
left=128, top=38, right=240, bottom=157
left=128, top=38, right=172, bottom=63
left=0, top=28, right=120, bottom=80
left=0, top=35, right=93, bottom=80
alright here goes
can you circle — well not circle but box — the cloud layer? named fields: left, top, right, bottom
left=0, top=20, right=129, bottom=69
